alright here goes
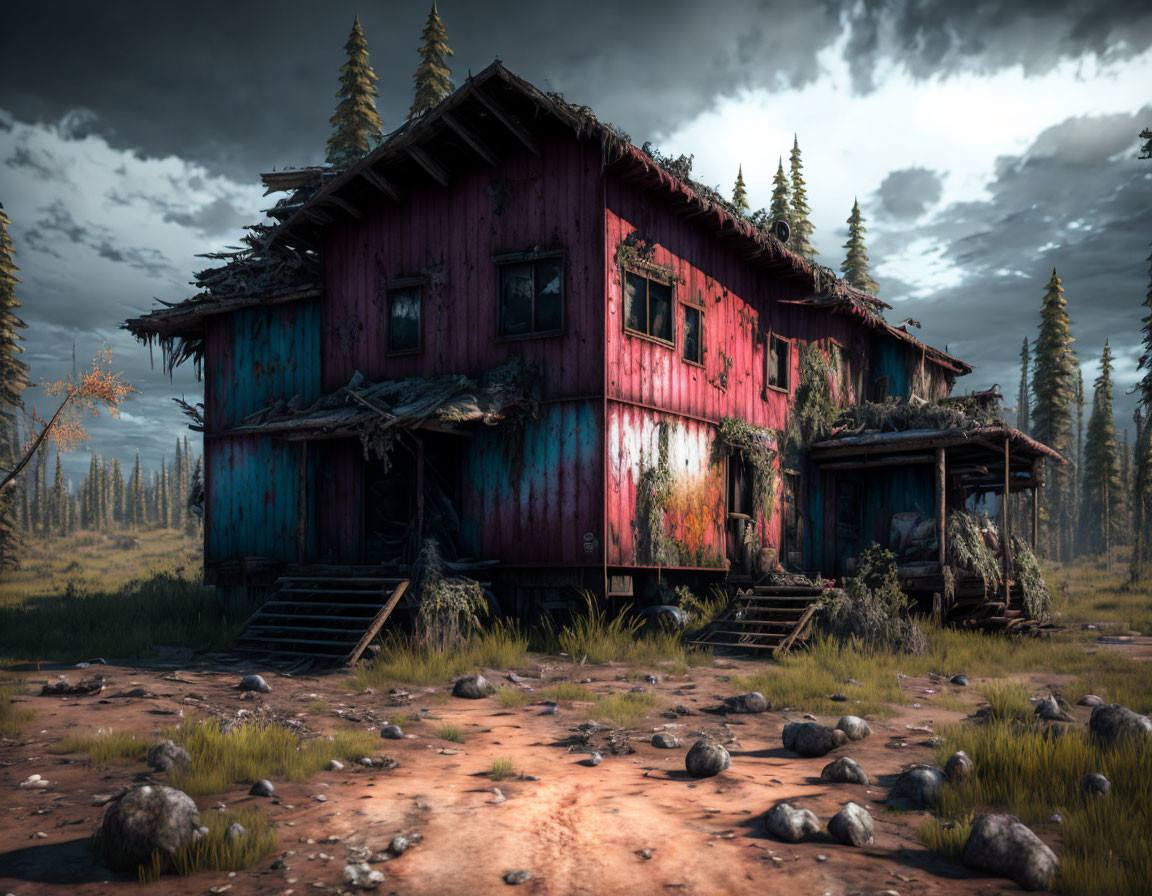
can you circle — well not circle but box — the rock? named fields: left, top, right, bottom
left=828, top=802, right=874, bottom=847
left=961, top=813, right=1059, bottom=891
left=249, top=779, right=275, bottom=797
left=328, top=759, right=345, bottom=771
left=950, top=674, right=970, bottom=687
left=724, top=692, right=769, bottom=714
left=146, top=739, right=191, bottom=773
left=637, top=847, right=653, bottom=860
left=944, top=750, right=975, bottom=782
left=504, top=869, right=533, bottom=885
left=764, top=802, right=820, bottom=842
left=820, top=756, right=869, bottom=785
left=782, top=722, right=848, bottom=757
left=452, top=674, right=495, bottom=699
left=1079, top=772, right=1110, bottom=797
left=239, top=674, right=270, bottom=693
left=642, top=605, right=687, bottom=632
left=360, top=757, right=374, bottom=767
left=100, top=784, right=201, bottom=871
left=1034, top=695, right=1074, bottom=722
left=645, top=674, right=660, bottom=685
left=1077, top=694, right=1103, bottom=706
left=343, top=863, right=385, bottom=889
left=829, top=693, right=848, bottom=702
left=227, top=822, right=246, bottom=841
left=651, top=733, right=680, bottom=749
left=388, top=836, right=409, bottom=856
left=380, top=725, right=404, bottom=740
left=491, top=788, right=506, bottom=803
left=889, top=765, right=945, bottom=809
left=1089, top=703, right=1152, bottom=746
left=685, top=739, right=730, bottom=778
left=836, top=716, right=871, bottom=741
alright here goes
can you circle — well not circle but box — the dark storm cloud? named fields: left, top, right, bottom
left=162, top=197, right=249, bottom=237
left=876, top=167, right=943, bottom=218
left=23, top=201, right=173, bottom=277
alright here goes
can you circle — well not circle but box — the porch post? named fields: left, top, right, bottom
left=1031, top=459, right=1041, bottom=553
left=934, top=446, right=946, bottom=625
left=1003, top=436, right=1011, bottom=603
left=416, top=439, right=426, bottom=543
left=296, top=441, right=308, bottom=564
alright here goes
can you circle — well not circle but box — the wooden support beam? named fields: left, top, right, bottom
left=406, top=145, right=450, bottom=186
left=1002, top=436, right=1011, bottom=603
left=470, top=88, right=541, bottom=157
left=303, top=208, right=334, bottom=225
left=296, top=442, right=308, bottom=564
left=442, top=113, right=500, bottom=166
left=1032, top=459, right=1041, bottom=552
left=359, top=168, right=400, bottom=201
left=819, top=454, right=936, bottom=471
left=935, top=446, right=946, bottom=626
left=318, top=194, right=363, bottom=220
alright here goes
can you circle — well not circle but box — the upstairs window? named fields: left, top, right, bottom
left=625, top=271, right=673, bottom=345
left=682, top=303, right=703, bottom=366
left=767, top=333, right=790, bottom=392
left=386, top=282, right=422, bottom=354
left=497, top=253, right=564, bottom=337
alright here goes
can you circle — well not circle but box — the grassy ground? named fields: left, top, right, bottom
left=0, top=680, right=34, bottom=738
left=1046, top=548, right=1152, bottom=636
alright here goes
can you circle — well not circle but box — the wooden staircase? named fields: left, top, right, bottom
left=691, top=584, right=824, bottom=656
left=233, top=576, right=410, bottom=665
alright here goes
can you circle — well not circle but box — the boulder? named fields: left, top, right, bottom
left=889, top=765, right=945, bottom=809
left=642, top=605, right=687, bottom=632
left=226, top=822, right=246, bottom=841
left=100, top=784, right=201, bottom=871
left=764, top=802, right=820, bottom=842
left=944, top=750, right=975, bottom=782
left=820, top=756, right=869, bottom=785
left=452, top=674, right=495, bottom=699
left=1077, top=694, right=1103, bottom=707
left=651, top=733, right=680, bottom=749
left=836, top=716, right=871, bottom=741
left=1089, top=703, right=1152, bottom=746
left=249, top=779, right=274, bottom=797
left=961, top=813, right=1059, bottom=891
left=239, top=674, right=270, bottom=693
left=685, top=739, right=730, bottom=778
left=950, top=674, right=970, bottom=687
left=724, top=692, right=769, bottom=714
left=380, top=724, right=404, bottom=740
left=1034, top=695, right=1074, bottom=722
left=782, top=722, right=848, bottom=757
left=828, top=802, right=874, bottom=847
left=1079, top=772, right=1110, bottom=797
left=146, top=740, right=191, bottom=773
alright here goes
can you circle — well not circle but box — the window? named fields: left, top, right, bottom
left=682, top=303, right=703, bottom=365
left=767, top=333, right=790, bottom=391
left=625, top=271, right=673, bottom=344
left=386, top=283, right=422, bottom=354
left=497, top=254, right=563, bottom=337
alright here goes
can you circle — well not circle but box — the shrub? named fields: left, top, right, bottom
left=820, top=544, right=926, bottom=654
left=489, top=757, right=515, bottom=781
left=497, top=687, right=531, bottom=708
left=412, top=539, right=488, bottom=652
left=437, top=724, right=465, bottom=743
left=590, top=692, right=659, bottom=728
left=52, top=729, right=153, bottom=765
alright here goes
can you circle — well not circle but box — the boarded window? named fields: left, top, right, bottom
left=768, top=333, right=790, bottom=391
left=387, top=285, right=421, bottom=353
left=682, top=304, right=702, bottom=365
left=498, top=255, right=563, bottom=337
left=625, top=271, right=674, bottom=345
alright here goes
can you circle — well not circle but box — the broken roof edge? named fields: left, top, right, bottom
left=810, top=425, right=1068, bottom=464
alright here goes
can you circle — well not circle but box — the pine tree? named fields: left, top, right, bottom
left=1136, top=241, right=1152, bottom=408
left=326, top=15, right=384, bottom=166
left=0, top=203, right=28, bottom=567
left=1031, top=269, right=1076, bottom=560
left=840, top=198, right=878, bottom=294
left=186, top=456, right=204, bottom=537
left=173, top=438, right=185, bottom=529
left=160, top=460, right=170, bottom=528
left=410, top=1, right=454, bottom=118
left=130, top=454, right=143, bottom=528
left=1074, top=366, right=1084, bottom=554
left=1119, top=428, right=1131, bottom=543
left=770, top=157, right=790, bottom=226
left=732, top=165, right=749, bottom=213
left=52, top=454, right=67, bottom=537
left=33, top=442, right=47, bottom=533
left=111, top=458, right=124, bottom=525
left=1082, top=341, right=1123, bottom=557
left=1133, top=412, right=1152, bottom=581
left=788, top=136, right=816, bottom=259
left=1017, top=339, right=1031, bottom=435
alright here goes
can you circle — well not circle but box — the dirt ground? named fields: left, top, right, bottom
left=3, top=646, right=1146, bottom=896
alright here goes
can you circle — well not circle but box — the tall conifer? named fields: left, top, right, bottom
left=732, top=166, right=749, bottom=213
left=1082, top=341, right=1122, bottom=556
left=0, top=203, right=28, bottom=567
left=410, top=2, right=454, bottom=118
left=326, top=15, right=384, bottom=166
left=1017, top=339, right=1030, bottom=435
left=770, top=158, right=790, bottom=228
left=841, top=198, right=878, bottom=294
left=112, top=458, right=124, bottom=524
left=788, top=136, right=816, bottom=259
left=52, top=454, right=67, bottom=536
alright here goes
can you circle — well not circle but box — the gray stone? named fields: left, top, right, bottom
left=100, top=784, right=201, bottom=872
left=249, top=779, right=275, bottom=797
left=889, top=765, right=946, bottom=809
left=452, top=674, right=495, bottom=699
left=764, top=802, right=820, bottom=842
left=1079, top=772, right=1110, bottom=797
left=827, top=802, right=874, bottom=847
left=327, top=759, right=344, bottom=771
left=782, top=722, right=848, bottom=757
left=1034, top=695, right=1074, bottom=722
left=651, top=733, right=680, bottom=749
left=820, top=756, right=869, bottom=785
left=685, top=739, right=730, bottom=778
left=388, top=835, right=409, bottom=856
left=642, top=605, right=687, bottom=632
left=830, top=693, right=848, bottom=702
left=836, top=716, right=871, bottom=741
left=239, top=674, right=270, bottom=693
left=586, top=752, right=602, bottom=767
left=944, top=750, right=975, bottom=782
left=227, top=822, right=246, bottom=841
left=504, top=869, right=533, bottom=885
left=1089, top=703, right=1152, bottom=746
left=1077, top=694, right=1104, bottom=707
left=962, top=813, right=1059, bottom=891
left=724, top=692, right=769, bottom=714
left=380, top=724, right=404, bottom=740
left=950, top=674, right=970, bottom=687
left=146, top=739, right=191, bottom=773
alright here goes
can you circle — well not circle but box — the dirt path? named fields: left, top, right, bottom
left=5, top=650, right=1135, bottom=896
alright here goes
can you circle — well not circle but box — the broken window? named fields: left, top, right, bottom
left=682, top=303, right=702, bottom=365
left=387, top=284, right=422, bottom=353
left=767, top=333, right=790, bottom=391
left=497, top=254, right=563, bottom=337
left=625, top=271, right=673, bottom=345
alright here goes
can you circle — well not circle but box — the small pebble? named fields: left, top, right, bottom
left=504, top=869, right=533, bottom=885
left=637, top=848, right=653, bottom=860
left=829, top=693, right=848, bottom=702
left=586, top=753, right=602, bottom=767
left=327, top=759, right=344, bottom=772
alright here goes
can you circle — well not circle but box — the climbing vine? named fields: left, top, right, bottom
left=715, top=417, right=780, bottom=524
left=635, top=420, right=676, bottom=566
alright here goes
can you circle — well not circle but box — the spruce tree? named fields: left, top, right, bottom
left=112, top=458, right=124, bottom=525
left=130, top=454, right=143, bottom=528
left=770, top=157, right=790, bottom=227
left=732, top=165, right=749, bottom=213
left=1119, top=428, right=1131, bottom=543
left=326, top=15, right=384, bottom=166
left=52, top=454, right=67, bottom=537
left=0, top=203, right=28, bottom=567
left=1031, top=269, right=1076, bottom=560
left=841, top=198, right=878, bottom=294
left=1017, top=339, right=1030, bottom=434
left=1082, top=341, right=1123, bottom=557
left=159, top=460, right=169, bottom=529
left=788, top=136, right=816, bottom=259
left=33, top=442, right=47, bottom=534
left=173, top=438, right=185, bottom=529
left=1133, top=412, right=1152, bottom=581
left=1074, top=366, right=1084, bottom=553
left=410, top=1, right=454, bottom=118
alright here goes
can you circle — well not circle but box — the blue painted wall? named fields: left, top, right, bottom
left=872, top=338, right=910, bottom=400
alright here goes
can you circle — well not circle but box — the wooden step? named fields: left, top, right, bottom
left=709, top=629, right=788, bottom=640
left=689, top=639, right=778, bottom=651
left=749, top=586, right=824, bottom=595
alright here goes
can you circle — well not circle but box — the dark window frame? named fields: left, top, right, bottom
left=383, top=275, right=425, bottom=356
left=765, top=331, right=792, bottom=394
left=681, top=301, right=704, bottom=367
left=493, top=249, right=566, bottom=340
left=622, top=267, right=676, bottom=348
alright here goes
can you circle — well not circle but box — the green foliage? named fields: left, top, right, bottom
left=52, top=729, right=154, bottom=765
left=0, top=204, right=28, bottom=569
left=1011, top=536, right=1051, bottom=622
left=716, top=417, right=779, bottom=524
left=410, top=1, right=454, bottom=118
left=414, top=539, right=488, bottom=651
left=916, top=814, right=973, bottom=862
left=673, top=584, right=728, bottom=629
left=821, top=544, right=926, bottom=654
left=788, top=136, right=816, bottom=259
left=1082, top=339, right=1124, bottom=555
left=542, top=682, right=596, bottom=702
left=129, top=808, right=277, bottom=882
left=840, top=198, right=878, bottom=294
left=945, top=511, right=1002, bottom=593
left=0, top=681, right=34, bottom=738
left=436, top=724, right=465, bottom=743
left=978, top=679, right=1033, bottom=723
left=489, top=757, right=515, bottom=781
left=327, top=15, right=384, bottom=165
left=791, top=343, right=838, bottom=447
left=634, top=421, right=676, bottom=566
left=351, top=620, right=529, bottom=688
left=769, top=157, right=791, bottom=226
left=732, top=165, right=749, bottom=213
left=590, top=691, right=659, bottom=728
left=496, top=686, right=531, bottom=708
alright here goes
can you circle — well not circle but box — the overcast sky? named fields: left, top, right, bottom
left=1, top=0, right=1150, bottom=484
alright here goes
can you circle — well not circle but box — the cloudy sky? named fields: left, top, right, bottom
left=1, top=0, right=1150, bottom=484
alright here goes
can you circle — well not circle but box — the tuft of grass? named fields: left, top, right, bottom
left=978, top=680, right=1033, bottom=723
left=497, top=686, right=531, bottom=708
left=168, top=718, right=377, bottom=795
left=590, top=692, right=659, bottom=728
left=489, top=757, right=515, bottom=781
left=351, top=621, right=529, bottom=688
left=52, top=729, right=153, bottom=765
left=386, top=710, right=418, bottom=726
left=0, top=681, right=34, bottom=738
left=306, top=700, right=329, bottom=714
left=134, top=808, right=277, bottom=882
left=916, top=814, right=973, bottom=862
left=932, top=693, right=970, bottom=714
left=436, top=724, right=465, bottom=743
left=542, top=682, right=596, bottom=703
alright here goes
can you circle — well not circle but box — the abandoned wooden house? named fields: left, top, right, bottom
left=125, top=62, right=1062, bottom=661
